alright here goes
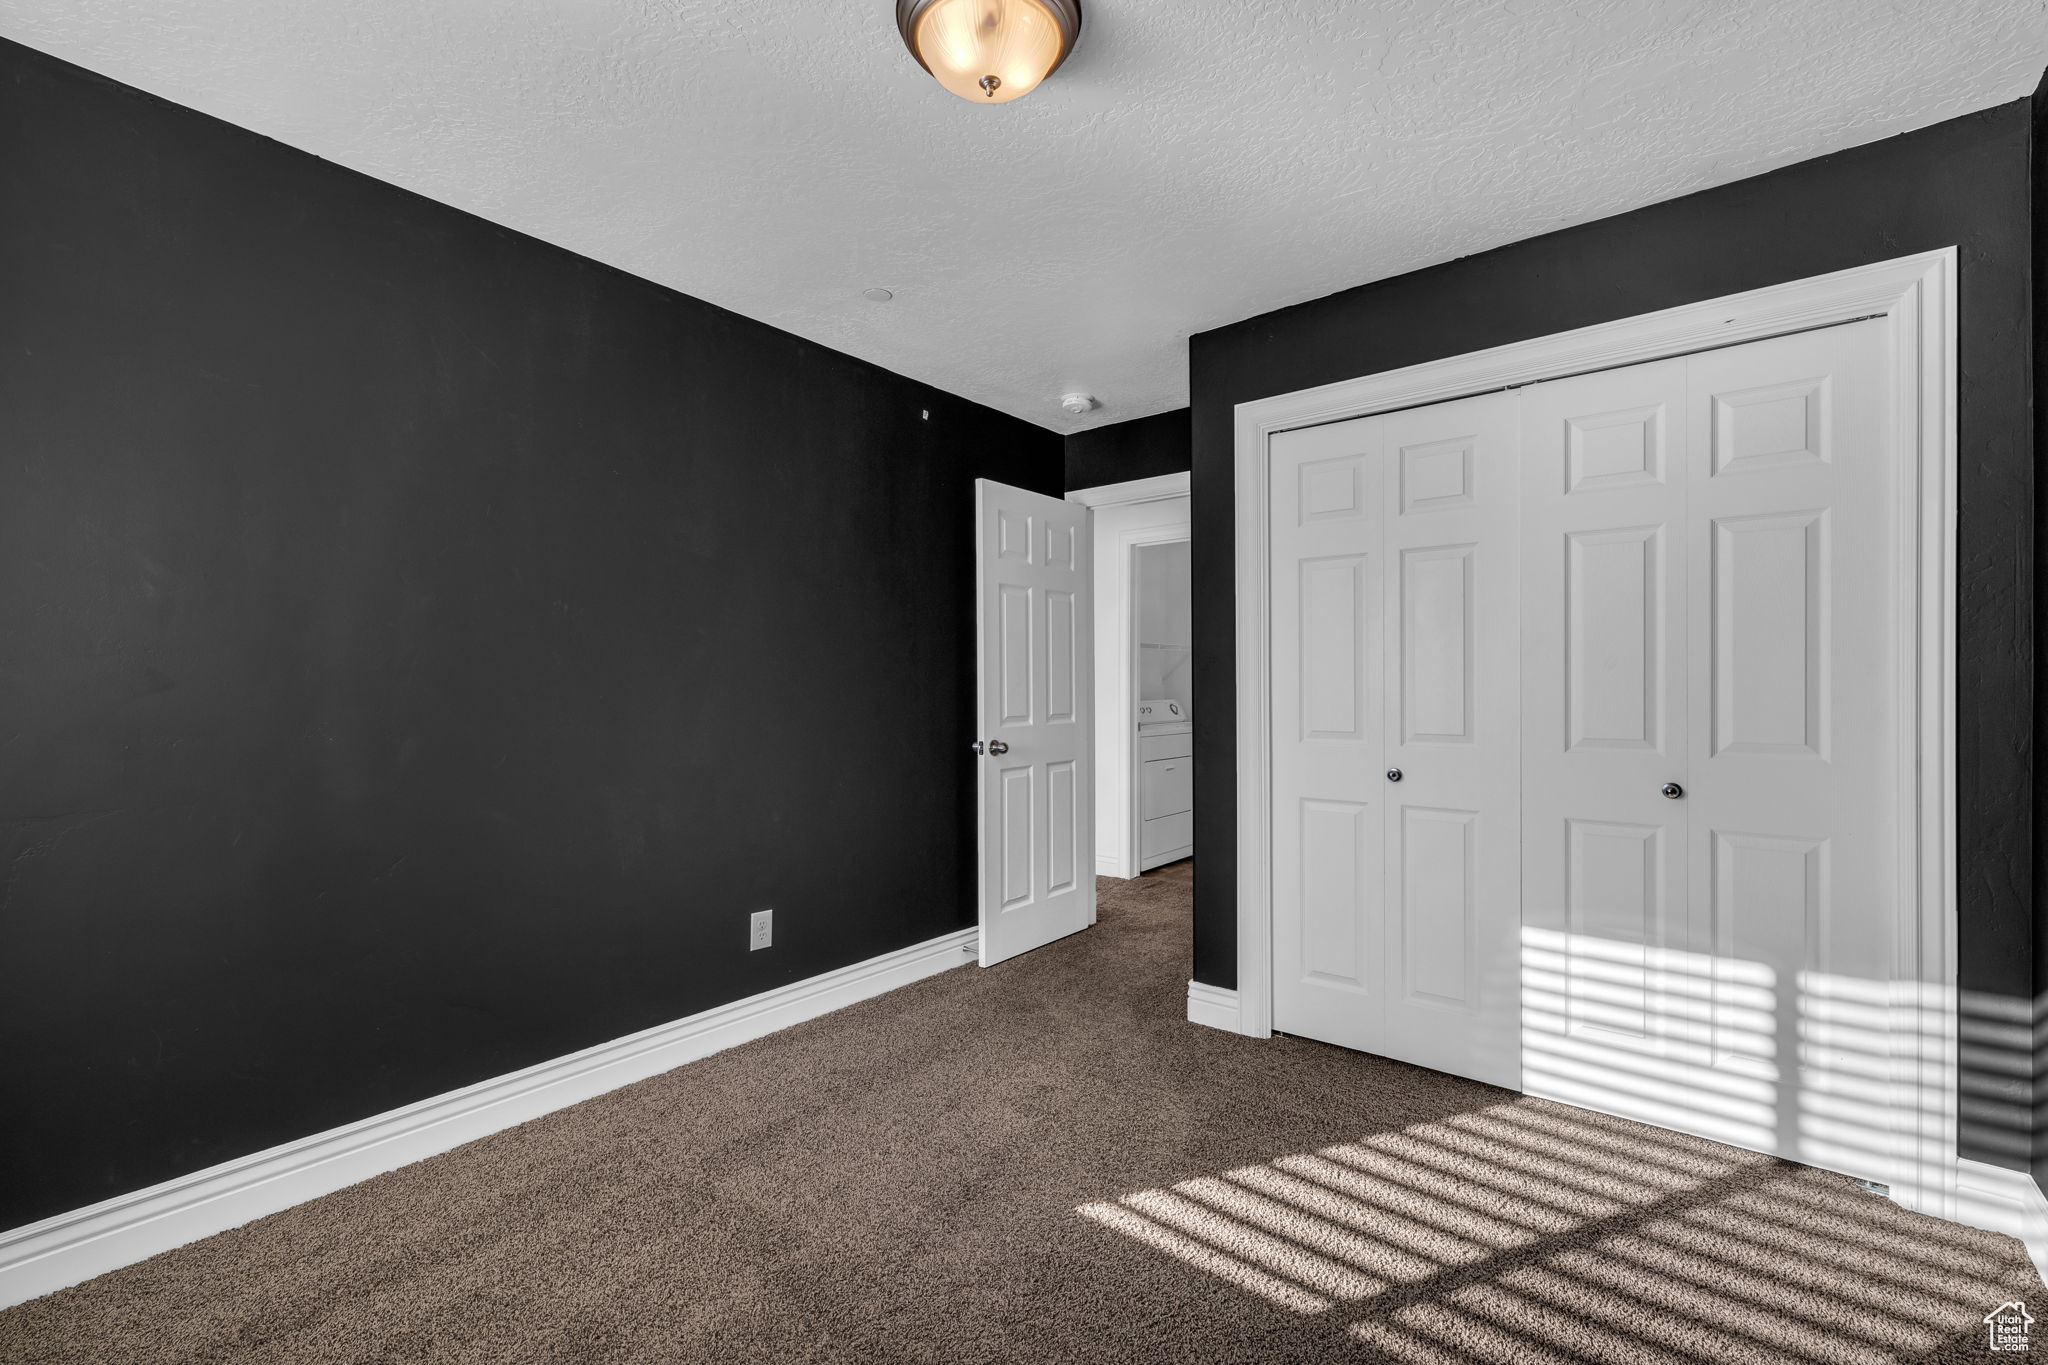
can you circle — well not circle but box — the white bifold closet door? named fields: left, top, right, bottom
left=1269, top=391, right=1522, bottom=1088
left=1520, top=318, right=1898, bottom=1185
left=1267, top=318, right=1900, bottom=1184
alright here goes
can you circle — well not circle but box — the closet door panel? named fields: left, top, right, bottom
left=1682, top=319, right=1896, bottom=1185
left=1378, top=392, right=1521, bottom=1088
left=1269, top=419, right=1386, bottom=1053
left=1519, top=357, right=1695, bottom=1127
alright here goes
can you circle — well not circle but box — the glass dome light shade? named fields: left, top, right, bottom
left=897, top=0, right=1082, bottom=105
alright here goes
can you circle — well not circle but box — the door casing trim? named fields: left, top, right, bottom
left=1068, top=470, right=1190, bottom=508
left=1231, top=248, right=1959, bottom=1220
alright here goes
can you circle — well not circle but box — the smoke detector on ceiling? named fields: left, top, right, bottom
left=1060, top=393, right=1097, bottom=416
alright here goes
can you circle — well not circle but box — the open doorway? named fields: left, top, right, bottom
left=1132, top=540, right=1192, bottom=871
left=1068, top=474, right=1190, bottom=881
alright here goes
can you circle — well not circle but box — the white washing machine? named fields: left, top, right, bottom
left=1136, top=700, right=1192, bottom=869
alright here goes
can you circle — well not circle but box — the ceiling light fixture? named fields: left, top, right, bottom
left=895, top=0, right=1082, bottom=105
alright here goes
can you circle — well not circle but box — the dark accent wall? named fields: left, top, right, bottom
left=2032, top=68, right=2048, bottom=1198
left=1064, top=408, right=1192, bottom=492
left=1187, top=102, right=2037, bottom=1170
left=0, top=38, right=1060, bottom=1229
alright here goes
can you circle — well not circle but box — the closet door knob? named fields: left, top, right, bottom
left=1661, top=782, right=1683, bottom=799
left=987, top=740, right=1010, bottom=756
left=1386, top=769, right=1403, bottom=782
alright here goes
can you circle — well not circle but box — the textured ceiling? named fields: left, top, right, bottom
left=4, top=1, right=2044, bottom=431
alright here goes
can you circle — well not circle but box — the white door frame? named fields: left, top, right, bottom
left=1231, top=249, right=1959, bottom=1220
left=1070, top=472, right=1192, bottom=880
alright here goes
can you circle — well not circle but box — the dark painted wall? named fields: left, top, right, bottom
left=1187, top=103, right=2036, bottom=1169
left=1064, top=408, right=1192, bottom=492
left=0, top=39, right=1060, bottom=1229
left=2032, top=69, right=2048, bottom=1198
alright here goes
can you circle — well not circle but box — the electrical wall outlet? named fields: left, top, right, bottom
left=749, top=908, right=772, bottom=951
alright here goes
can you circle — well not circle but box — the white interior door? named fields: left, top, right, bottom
left=1269, top=392, right=1521, bottom=1085
left=1520, top=319, right=1899, bottom=1184
left=976, top=479, right=1094, bottom=967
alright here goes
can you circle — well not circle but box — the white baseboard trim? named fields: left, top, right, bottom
left=0, top=926, right=979, bottom=1310
left=1186, top=981, right=1242, bottom=1034
left=1955, top=1158, right=2048, bottom=1285
left=1096, top=853, right=1133, bottom=879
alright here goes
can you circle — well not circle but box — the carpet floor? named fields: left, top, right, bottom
left=2, top=862, right=2036, bottom=1363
